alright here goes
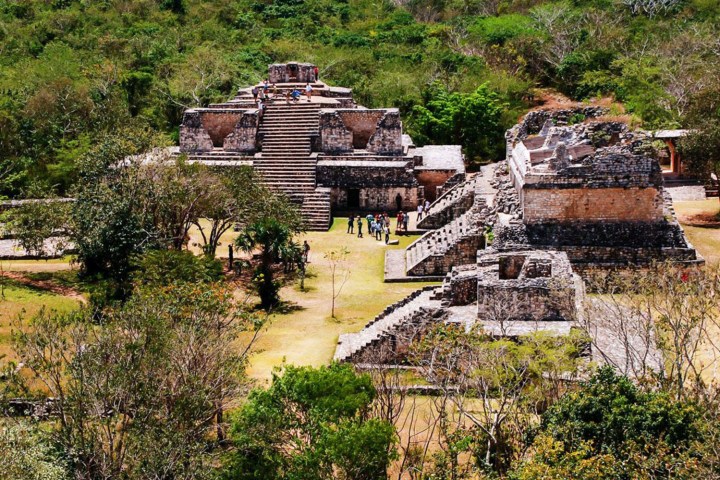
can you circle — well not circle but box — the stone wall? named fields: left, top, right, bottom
left=338, top=110, right=384, bottom=148
left=348, top=307, right=447, bottom=364
left=179, top=111, right=213, bottom=152
left=476, top=251, right=580, bottom=322
left=367, top=111, right=403, bottom=155
left=330, top=186, right=419, bottom=211
left=416, top=170, right=456, bottom=203
left=408, top=233, right=485, bottom=276
left=268, top=62, right=317, bottom=83
left=441, top=265, right=478, bottom=307
left=317, top=162, right=417, bottom=187
left=319, top=111, right=353, bottom=154
left=180, top=109, right=255, bottom=152
left=523, top=187, right=663, bottom=223
left=319, top=109, right=403, bottom=155
left=200, top=111, right=243, bottom=146
left=223, top=110, right=259, bottom=153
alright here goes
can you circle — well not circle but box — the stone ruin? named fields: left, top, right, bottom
left=173, top=62, right=464, bottom=230
left=339, top=106, right=701, bottom=373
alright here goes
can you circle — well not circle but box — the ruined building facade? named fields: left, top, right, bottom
left=338, top=106, right=701, bottom=371
left=176, top=62, right=464, bottom=230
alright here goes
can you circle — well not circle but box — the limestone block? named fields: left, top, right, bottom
left=179, top=111, right=213, bottom=153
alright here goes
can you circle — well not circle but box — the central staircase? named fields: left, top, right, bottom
left=256, top=102, right=331, bottom=230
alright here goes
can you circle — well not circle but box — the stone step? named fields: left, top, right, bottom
left=334, top=288, right=442, bottom=361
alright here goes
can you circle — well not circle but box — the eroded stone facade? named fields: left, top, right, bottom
left=175, top=63, right=465, bottom=228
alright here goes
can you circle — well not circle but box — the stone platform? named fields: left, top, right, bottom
left=383, top=249, right=444, bottom=283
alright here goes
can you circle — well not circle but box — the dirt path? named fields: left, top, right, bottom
left=0, top=271, right=87, bottom=304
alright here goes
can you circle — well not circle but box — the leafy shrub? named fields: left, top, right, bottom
left=468, top=14, right=538, bottom=45
left=132, top=249, right=224, bottom=287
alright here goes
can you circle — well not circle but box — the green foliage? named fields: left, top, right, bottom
left=236, top=213, right=301, bottom=310
left=0, top=421, right=68, bottom=480
left=224, top=363, right=397, bottom=480
left=468, top=14, right=538, bottom=45
left=12, top=282, right=262, bottom=479
left=132, top=249, right=224, bottom=287
left=513, top=367, right=705, bottom=478
left=410, top=82, right=507, bottom=162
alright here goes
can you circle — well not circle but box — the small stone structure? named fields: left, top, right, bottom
left=475, top=250, right=581, bottom=322
left=173, top=62, right=464, bottom=230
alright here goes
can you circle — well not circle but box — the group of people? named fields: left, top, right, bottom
left=416, top=199, right=431, bottom=221
left=251, top=78, right=315, bottom=112
left=347, top=213, right=393, bottom=244
left=395, top=211, right=410, bottom=233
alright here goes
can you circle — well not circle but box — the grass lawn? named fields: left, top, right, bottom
left=0, top=281, right=81, bottom=359
left=246, top=216, right=439, bottom=384
left=675, top=199, right=720, bottom=265
left=0, top=256, right=75, bottom=272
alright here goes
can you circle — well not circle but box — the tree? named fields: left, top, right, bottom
left=235, top=196, right=303, bottom=310
left=2, top=196, right=71, bottom=257
left=224, top=363, right=397, bottom=480
left=193, top=167, right=271, bottom=258
left=325, top=247, right=350, bottom=318
left=583, top=264, right=720, bottom=399
left=411, top=324, right=588, bottom=476
left=680, top=122, right=720, bottom=201
left=410, top=82, right=506, bottom=163
left=12, top=282, right=265, bottom=479
left=513, top=367, right=706, bottom=479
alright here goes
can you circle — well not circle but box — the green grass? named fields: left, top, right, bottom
left=0, top=281, right=81, bottom=359
left=0, top=256, right=75, bottom=273
left=675, top=199, right=720, bottom=265
left=246, top=217, right=438, bottom=384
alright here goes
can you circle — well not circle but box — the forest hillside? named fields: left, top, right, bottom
left=0, top=0, right=718, bottom=196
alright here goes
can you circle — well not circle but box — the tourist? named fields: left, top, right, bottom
left=347, top=214, right=354, bottom=234
left=263, top=78, right=269, bottom=90
left=291, top=89, right=301, bottom=103
left=251, top=85, right=259, bottom=103
left=305, top=83, right=313, bottom=102
left=417, top=203, right=423, bottom=220
left=403, top=212, right=409, bottom=231
left=366, top=213, right=373, bottom=232
left=303, top=240, right=310, bottom=263
left=270, top=83, right=278, bottom=101
left=424, top=199, right=430, bottom=212
left=396, top=211, right=404, bottom=233
left=384, top=224, right=390, bottom=244
left=313, top=65, right=319, bottom=81
left=375, top=220, right=382, bottom=241
left=258, top=88, right=266, bottom=102
left=357, top=217, right=363, bottom=238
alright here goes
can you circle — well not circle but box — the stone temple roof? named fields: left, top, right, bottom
left=412, top=145, right=465, bottom=172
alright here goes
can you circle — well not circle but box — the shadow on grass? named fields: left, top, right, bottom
left=268, top=301, right=307, bottom=315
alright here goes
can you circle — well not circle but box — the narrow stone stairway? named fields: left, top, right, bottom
left=256, top=102, right=331, bottom=230
left=334, top=287, right=443, bottom=363
left=417, top=176, right=478, bottom=230
left=405, top=211, right=484, bottom=276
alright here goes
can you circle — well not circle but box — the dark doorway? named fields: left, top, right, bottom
left=347, top=189, right=360, bottom=209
